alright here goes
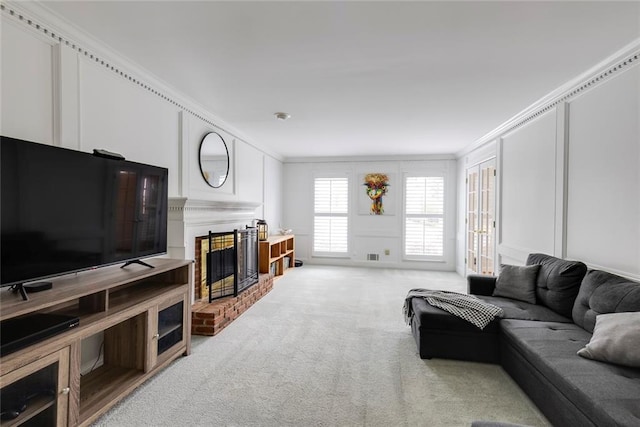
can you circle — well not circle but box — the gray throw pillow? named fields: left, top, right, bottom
left=493, top=264, right=540, bottom=304
left=577, top=312, right=640, bottom=368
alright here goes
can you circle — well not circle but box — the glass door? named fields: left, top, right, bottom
left=148, top=293, right=188, bottom=370
left=466, top=159, right=496, bottom=275
left=0, top=347, right=70, bottom=427
left=466, top=168, right=479, bottom=273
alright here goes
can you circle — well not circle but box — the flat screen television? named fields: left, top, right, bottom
left=1, top=136, right=168, bottom=294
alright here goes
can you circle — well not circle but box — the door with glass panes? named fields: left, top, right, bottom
left=466, top=159, right=496, bottom=275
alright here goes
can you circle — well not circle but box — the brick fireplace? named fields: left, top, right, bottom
left=167, top=198, right=273, bottom=336
left=191, top=231, right=273, bottom=336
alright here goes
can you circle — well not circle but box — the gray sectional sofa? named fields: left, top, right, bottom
left=409, top=253, right=640, bottom=427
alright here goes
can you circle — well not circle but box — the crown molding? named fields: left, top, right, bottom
left=285, top=153, right=456, bottom=164
left=456, top=37, right=640, bottom=158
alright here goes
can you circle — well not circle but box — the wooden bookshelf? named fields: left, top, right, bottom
left=259, top=235, right=295, bottom=278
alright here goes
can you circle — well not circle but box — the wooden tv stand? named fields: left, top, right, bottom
left=0, top=258, right=192, bottom=426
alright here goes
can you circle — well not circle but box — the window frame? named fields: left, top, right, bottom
left=402, top=172, right=446, bottom=262
left=312, top=174, right=350, bottom=257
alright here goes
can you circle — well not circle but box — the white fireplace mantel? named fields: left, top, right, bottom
left=169, top=197, right=261, bottom=226
left=167, top=196, right=261, bottom=260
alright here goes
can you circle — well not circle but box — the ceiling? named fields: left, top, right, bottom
left=40, top=1, right=640, bottom=159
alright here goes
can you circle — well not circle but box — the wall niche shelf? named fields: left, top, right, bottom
left=0, top=258, right=192, bottom=427
left=259, top=235, right=295, bottom=278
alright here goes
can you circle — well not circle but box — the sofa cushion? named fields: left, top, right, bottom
left=572, top=269, right=640, bottom=333
left=493, top=264, right=539, bottom=304
left=578, top=312, right=640, bottom=367
left=500, top=319, right=640, bottom=427
left=476, top=295, right=571, bottom=323
left=526, top=253, right=587, bottom=318
left=467, top=274, right=498, bottom=296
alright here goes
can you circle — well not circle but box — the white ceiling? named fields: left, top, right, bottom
left=40, top=1, right=640, bottom=159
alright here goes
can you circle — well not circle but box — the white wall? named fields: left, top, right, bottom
left=500, top=110, right=558, bottom=259
left=565, top=67, right=639, bottom=276
left=284, top=158, right=457, bottom=271
left=1, top=19, right=55, bottom=145
left=78, top=56, right=181, bottom=195
left=457, top=45, right=640, bottom=280
left=1, top=4, right=282, bottom=242
left=263, top=155, right=283, bottom=232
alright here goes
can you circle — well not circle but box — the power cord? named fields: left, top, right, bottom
left=88, top=340, right=105, bottom=373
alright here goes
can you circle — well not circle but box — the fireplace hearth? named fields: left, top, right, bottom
left=191, top=274, right=273, bottom=336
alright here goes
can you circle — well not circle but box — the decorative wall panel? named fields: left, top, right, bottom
left=566, top=66, right=640, bottom=277
left=500, top=110, right=557, bottom=260
left=0, top=17, right=54, bottom=144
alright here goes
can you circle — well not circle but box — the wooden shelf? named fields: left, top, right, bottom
left=79, top=365, right=143, bottom=425
left=0, top=259, right=193, bottom=427
left=158, top=323, right=182, bottom=339
left=0, top=395, right=55, bottom=427
left=259, top=235, right=295, bottom=278
left=0, top=258, right=190, bottom=322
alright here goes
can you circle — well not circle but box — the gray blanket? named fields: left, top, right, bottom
left=403, top=289, right=503, bottom=330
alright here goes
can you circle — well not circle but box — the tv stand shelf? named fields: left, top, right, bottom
left=0, top=258, right=192, bottom=427
left=3, top=394, right=55, bottom=427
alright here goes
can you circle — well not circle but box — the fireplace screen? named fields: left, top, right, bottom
left=205, top=228, right=259, bottom=302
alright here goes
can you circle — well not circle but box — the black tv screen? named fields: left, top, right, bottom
left=1, top=136, right=168, bottom=287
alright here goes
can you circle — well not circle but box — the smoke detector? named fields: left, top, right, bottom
left=274, top=112, right=291, bottom=121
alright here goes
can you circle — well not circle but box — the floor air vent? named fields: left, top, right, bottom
left=367, top=253, right=380, bottom=261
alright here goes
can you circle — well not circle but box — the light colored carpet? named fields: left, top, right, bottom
left=93, top=266, right=550, bottom=427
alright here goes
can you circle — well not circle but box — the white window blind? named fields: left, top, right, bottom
left=314, top=177, right=348, bottom=254
left=404, top=176, right=444, bottom=258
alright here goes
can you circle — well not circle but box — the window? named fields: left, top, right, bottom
left=404, top=175, right=444, bottom=258
left=314, top=177, right=349, bottom=254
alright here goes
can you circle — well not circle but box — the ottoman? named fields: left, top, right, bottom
left=410, top=297, right=500, bottom=363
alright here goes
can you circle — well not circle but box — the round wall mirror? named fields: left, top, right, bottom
left=198, top=132, right=229, bottom=188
